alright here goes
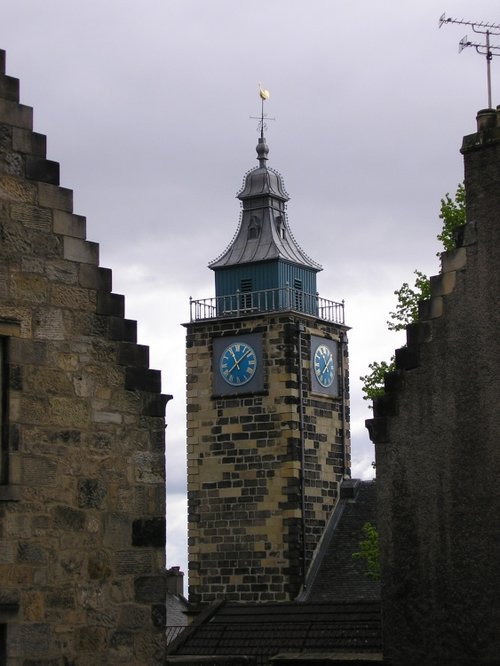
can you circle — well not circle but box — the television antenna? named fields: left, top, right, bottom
left=439, top=13, right=500, bottom=109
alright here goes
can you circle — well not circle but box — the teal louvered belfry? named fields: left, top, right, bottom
left=209, top=134, right=322, bottom=317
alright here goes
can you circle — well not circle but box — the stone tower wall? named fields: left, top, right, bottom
left=186, top=313, right=349, bottom=605
left=0, top=51, right=169, bottom=664
left=368, top=111, right=500, bottom=665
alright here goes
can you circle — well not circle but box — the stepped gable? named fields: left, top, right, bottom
left=302, top=480, right=380, bottom=603
left=0, top=49, right=170, bottom=664
left=366, top=107, right=500, bottom=664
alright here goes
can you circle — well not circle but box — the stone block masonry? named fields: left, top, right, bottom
left=186, top=313, right=350, bottom=605
left=0, top=50, right=171, bottom=664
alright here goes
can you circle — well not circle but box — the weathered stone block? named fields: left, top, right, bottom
left=22, top=457, right=57, bottom=486
left=103, top=514, right=130, bottom=548
left=79, top=264, right=112, bottom=291
left=87, top=550, right=112, bottom=580
left=133, top=452, right=164, bottom=484
left=116, top=550, right=153, bottom=576
left=12, top=128, right=46, bottom=156
left=441, top=246, right=467, bottom=273
left=151, top=603, right=166, bottom=629
left=117, top=342, right=149, bottom=368
left=134, top=575, right=166, bottom=603
left=97, top=292, right=124, bottom=317
left=11, top=202, right=51, bottom=232
left=45, top=589, right=75, bottom=609
left=10, top=623, right=51, bottom=656
left=125, top=367, right=161, bottom=393
left=48, top=396, right=89, bottom=428
left=37, top=182, right=72, bottom=212
left=0, top=99, right=33, bottom=129
left=53, top=506, right=85, bottom=531
left=78, top=479, right=107, bottom=509
left=11, top=274, right=48, bottom=304
left=107, top=316, right=137, bottom=343
left=22, top=591, right=44, bottom=621
left=0, top=588, right=19, bottom=608
left=118, top=603, right=150, bottom=629
left=109, top=630, right=134, bottom=659
left=17, top=543, right=47, bottom=564
left=0, top=149, right=23, bottom=176
left=132, top=517, right=165, bottom=547
left=63, top=236, right=98, bottom=264
left=76, top=626, right=108, bottom=652
left=50, top=284, right=94, bottom=310
left=46, top=259, right=78, bottom=285
left=52, top=209, right=86, bottom=238
left=25, top=157, right=60, bottom=185
left=0, top=173, right=36, bottom=203
left=0, top=75, right=19, bottom=102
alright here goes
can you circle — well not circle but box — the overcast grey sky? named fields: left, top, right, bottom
left=3, top=0, right=499, bottom=581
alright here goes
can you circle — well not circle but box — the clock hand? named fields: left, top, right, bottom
left=320, top=358, right=333, bottom=376
left=228, top=348, right=241, bottom=370
left=229, top=348, right=251, bottom=373
left=321, top=359, right=333, bottom=376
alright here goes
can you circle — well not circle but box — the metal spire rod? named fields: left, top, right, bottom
left=249, top=84, right=275, bottom=137
left=440, top=14, right=500, bottom=109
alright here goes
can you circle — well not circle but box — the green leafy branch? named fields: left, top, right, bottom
left=359, top=358, right=395, bottom=402
left=352, top=522, right=380, bottom=580
left=437, top=182, right=466, bottom=252
left=360, top=184, right=466, bottom=403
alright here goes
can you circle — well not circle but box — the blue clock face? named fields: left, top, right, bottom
left=314, top=344, right=335, bottom=388
left=219, top=341, right=257, bottom=386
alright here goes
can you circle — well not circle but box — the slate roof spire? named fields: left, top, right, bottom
left=209, top=132, right=321, bottom=270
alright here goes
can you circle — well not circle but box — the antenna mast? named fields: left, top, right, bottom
left=439, top=13, right=500, bottom=108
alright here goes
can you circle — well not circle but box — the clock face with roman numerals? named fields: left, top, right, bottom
left=219, top=341, right=257, bottom=386
left=313, top=343, right=335, bottom=388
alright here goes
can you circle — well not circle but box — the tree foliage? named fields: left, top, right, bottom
left=387, top=270, right=431, bottom=332
left=360, top=358, right=395, bottom=402
left=437, top=183, right=466, bottom=252
left=352, top=522, right=380, bottom=580
left=360, top=185, right=466, bottom=403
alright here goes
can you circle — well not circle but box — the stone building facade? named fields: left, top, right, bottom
left=367, top=108, right=500, bottom=665
left=0, top=50, right=169, bottom=664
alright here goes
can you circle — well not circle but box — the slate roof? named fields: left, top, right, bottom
left=167, top=591, right=189, bottom=644
left=167, top=480, right=381, bottom=664
left=166, top=600, right=382, bottom=665
left=302, top=480, right=380, bottom=603
left=209, top=136, right=321, bottom=271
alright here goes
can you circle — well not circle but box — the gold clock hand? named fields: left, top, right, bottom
left=321, top=358, right=333, bottom=375
left=228, top=348, right=241, bottom=370
left=229, top=348, right=251, bottom=373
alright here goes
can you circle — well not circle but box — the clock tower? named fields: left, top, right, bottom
left=185, top=128, right=350, bottom=606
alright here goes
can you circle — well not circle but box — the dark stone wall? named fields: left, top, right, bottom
left=0, top=50, right=170, bottom=663
left=368, top=115, right=500, bottom=664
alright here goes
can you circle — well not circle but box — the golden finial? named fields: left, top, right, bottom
left=258, top=83, right=270, bottom=100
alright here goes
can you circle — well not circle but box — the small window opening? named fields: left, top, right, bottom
left=293, top=279, right=303, bottom=311
left=240, top=279, right=253, bottom=309
left=276, top=215, right=285, bottom=239
left=248, top=216, right=261, bottom=240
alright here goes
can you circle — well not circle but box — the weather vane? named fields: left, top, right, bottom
left=439, top=13, right=500, bottom=108
left=250, top=83, right=275, bottom=137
